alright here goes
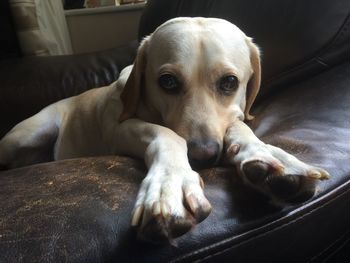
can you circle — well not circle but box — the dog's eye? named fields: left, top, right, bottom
left=218, top=75, right=238, bottom=95
left=158, top=74, right=181, bottom=94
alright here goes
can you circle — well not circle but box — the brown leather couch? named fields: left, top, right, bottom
left=1, top=0, right=350, bottom=262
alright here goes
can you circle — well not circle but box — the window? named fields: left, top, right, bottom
left=64, top=0, right=146, bottom=10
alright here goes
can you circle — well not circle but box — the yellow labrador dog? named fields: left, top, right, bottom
left=0, top=17, right=329, bottom=242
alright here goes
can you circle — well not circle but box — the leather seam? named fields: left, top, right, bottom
left=306, top=229, right=350, bottom=263
left=264, top=10, right=350, bottom=87
left=199, top=185, right=350, bottom=262
left=321, top=12, right=350, bottom=53
left=171, top=181, right=350, bottom=262
left=315, top=58, right=329, bottom=67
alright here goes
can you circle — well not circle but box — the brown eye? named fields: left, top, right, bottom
left=158, top=74, right=181, bottom=94
left=217, top=75, right=238, bottom=95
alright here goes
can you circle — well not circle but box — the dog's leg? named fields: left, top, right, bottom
left=115, top=119, right=212, bottom=243
left=224, top=121, right=329, bottom=204
left=0, top=106, right=58, bottom=169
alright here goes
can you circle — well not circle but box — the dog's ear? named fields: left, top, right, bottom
left=119, top=37, right=149, bottom=122
left=244, top=38, right=261, bottom=121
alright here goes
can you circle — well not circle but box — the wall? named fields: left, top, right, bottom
left=65, top=3, right=144, bottom=54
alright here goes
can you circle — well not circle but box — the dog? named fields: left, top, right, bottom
left=0, top=17, right=329, bottom=242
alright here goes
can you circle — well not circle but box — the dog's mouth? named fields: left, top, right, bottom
left=187, top=139, right=221, bottom=169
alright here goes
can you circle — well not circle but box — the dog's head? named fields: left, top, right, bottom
left=120, top=17, right=261, bottom=168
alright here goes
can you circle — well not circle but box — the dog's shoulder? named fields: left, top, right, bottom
left=68, top=82, right=118, bottom=109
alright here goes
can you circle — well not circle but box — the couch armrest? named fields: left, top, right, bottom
left=0, top=41, right=138, bottom=137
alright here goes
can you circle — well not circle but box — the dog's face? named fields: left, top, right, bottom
left=120, top=17, right=261, bottom=167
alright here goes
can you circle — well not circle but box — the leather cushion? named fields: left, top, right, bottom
left=1, top=61, right=350, bottom=262
left=0, top=42, right=137, bottom=138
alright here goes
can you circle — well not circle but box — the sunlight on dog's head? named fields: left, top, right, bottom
left=120, top=17, right=261, bottom=168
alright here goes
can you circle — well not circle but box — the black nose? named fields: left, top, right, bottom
left=187, top=139, right=220, bottom=168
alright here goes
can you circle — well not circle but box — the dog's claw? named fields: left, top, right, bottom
left=307, top=169, right=330, bottom=181
left=161, top=201, right=170, bottom=218
left=152, top=201, right=161, bottom=216
left=199, top=176, right=204, bottom=189
left=185, top=193, right=212, bottom=223
left=131, top=205, right=144, bottom=227
left=307, top=171, right=322, bottom=180
left=319, top=170, right=330, bottom=180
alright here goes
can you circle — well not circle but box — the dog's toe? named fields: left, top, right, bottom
left=185, top=193, right=212, bottom=223
left=132, top=170, right=211, bottom=243
left=242, top=159, right=284, bottom=185
left=266, top=174, right=302, bottom=199
left=137, top=214, right=195, bottom=243
left=168, top=214, right=195, bottom=238
left=183, top=178, right=212, bottom=223
left=138, top=214, right=170, bottom=243
left=136, top=204, right=195, bottom=243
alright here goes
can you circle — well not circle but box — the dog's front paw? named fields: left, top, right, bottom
left=131, top=168, right=211, bottom=243
left=229, top=143, right=329, bottom=204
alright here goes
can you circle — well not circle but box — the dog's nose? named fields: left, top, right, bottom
left=187, top=139, right=220, bottom=168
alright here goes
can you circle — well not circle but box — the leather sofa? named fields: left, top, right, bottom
left=1, top=0, right=350, bottom=262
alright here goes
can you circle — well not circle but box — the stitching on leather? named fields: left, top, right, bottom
left=264, top=11, right=350, bottom=86
left=196, top=185, right=350, bottom=262
left=171, top=181, right=350, bottom=263
left=263, top=58, right=327, bottom=88
left=315, top=58, right=329, bottom=67
left=323, top=12, right=350, bottom=52
left=306, top=229, right=350, bottom=263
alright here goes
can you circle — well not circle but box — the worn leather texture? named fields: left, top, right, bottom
left=1, top=0, right=350, bottom=262
left=0, top=42, right=137, bottom=137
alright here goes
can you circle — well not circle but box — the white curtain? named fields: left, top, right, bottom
left=10, top=0, right=73, bottom=56
left=35, top=0, right=73, bottom=55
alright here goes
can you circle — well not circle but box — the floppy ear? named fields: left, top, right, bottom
left=244, top=38, right=261, bottom=121
left=119, top=37, right=149, bottom=122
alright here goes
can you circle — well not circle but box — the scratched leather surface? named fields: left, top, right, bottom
left=0, top=157, right=145, bottom=262
left=0, top=157, right=298, bottom=262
